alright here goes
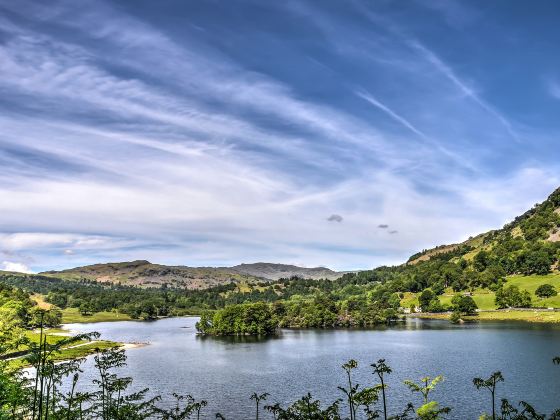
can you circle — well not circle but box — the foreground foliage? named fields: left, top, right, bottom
left=3, top=335, right=560, bottom=420
left=0, top=283, right=559, bottom=419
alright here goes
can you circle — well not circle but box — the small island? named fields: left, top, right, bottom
left=195, top=302, right=277, bottom=336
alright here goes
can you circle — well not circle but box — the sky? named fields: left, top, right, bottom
left=1, top=0, right=560, bottom=273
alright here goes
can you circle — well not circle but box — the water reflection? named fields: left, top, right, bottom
left=65, top=317, right=560, bottom=419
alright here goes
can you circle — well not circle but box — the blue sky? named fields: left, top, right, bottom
left=1, top=0, right=559, bottom=272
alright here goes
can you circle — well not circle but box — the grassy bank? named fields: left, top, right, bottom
left=62, top=307, right=132, bottom=323
left=401, top=273, right=560, bottom=312
left=476, top=310, right=560, bottom=323
left=9, top=339, right=119, bottom=369
left=7, top=326, right=123, bottom=369
left=410, top=309, right=560, bottom=323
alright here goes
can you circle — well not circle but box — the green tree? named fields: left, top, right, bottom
left=495, top=286, right=531, bottom=309
left=535, top=283, right=557, bottom=298
left=473, top=250, right=490, bottom=272
left=418, top=289, right=435, bottom=312
left=451, top=295, right=478, bottom=315
left=449, top=311, right=462, bottom=324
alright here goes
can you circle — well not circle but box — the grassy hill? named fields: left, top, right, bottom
left=402, top=273, right=560, bottom=310
left=408, top=187, right=560, bottom=267
left=395, top=186, right=560, bottom=321
left=39, top=260, right=345, bottom=290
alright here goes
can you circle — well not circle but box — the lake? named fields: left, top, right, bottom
left=64, top=317, right=560, bottom=419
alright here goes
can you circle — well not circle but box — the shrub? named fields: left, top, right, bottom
left=535, top=283, right=557, bottom=298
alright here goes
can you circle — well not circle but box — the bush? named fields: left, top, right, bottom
left=449, top=311, right=462, bottom=324
left=535, top=283, right=557, bottom=298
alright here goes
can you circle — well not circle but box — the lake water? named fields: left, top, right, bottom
left=64, top=317, right=560, bottom=419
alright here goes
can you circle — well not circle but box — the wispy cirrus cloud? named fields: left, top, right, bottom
left=547, top=80, right=560, bottom=100
left=0, top=0, right=557, bottom=272
left=407, top=41, right=522, bottom=143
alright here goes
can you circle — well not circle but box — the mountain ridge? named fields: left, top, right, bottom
left=39, top=260, right=346, bottom=289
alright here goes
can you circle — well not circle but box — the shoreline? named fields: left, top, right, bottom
left=407, top=309, right=560, bottom=324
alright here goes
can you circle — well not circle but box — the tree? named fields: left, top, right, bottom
left=473, top=371, right=504, bottom=420
left=474, top=250, right=490, bottom=272
left=418, top=289, right=435, bottom=312
left=451, top=295, right=478, bottom=315
left=536, top=284, right=557, bottom=298
left=339, top=360, right=358, bottom=420
left=449, top=311, right=462, bottom=324
left=495, top=286, right=531, bottom=309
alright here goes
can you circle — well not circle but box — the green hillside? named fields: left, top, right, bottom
left=402, top=273, right=560, bottom=310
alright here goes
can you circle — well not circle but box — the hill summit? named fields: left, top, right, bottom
left=407, top=186, right=560, bottom=274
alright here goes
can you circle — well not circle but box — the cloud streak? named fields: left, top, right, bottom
left=408, top=41, right=521, bottom=143
left=0, top=0, right=556, bottom=271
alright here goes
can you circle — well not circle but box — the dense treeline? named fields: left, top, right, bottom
left=0, top=282, right=61, bottom=332
left=0, top=273, right=241, bottom=320
left=196, top=286, right=402, bottom=335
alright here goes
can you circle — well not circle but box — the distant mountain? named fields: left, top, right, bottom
left=229, top=262, right=345, bottom=281
left=40, top=260, right=345, bottom=289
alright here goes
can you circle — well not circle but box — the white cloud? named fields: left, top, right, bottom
left=0, top=0, right=556, bottom=272
left=547, top=80, right=560, bottom=99
left=1, top=261, right=33, bottom=273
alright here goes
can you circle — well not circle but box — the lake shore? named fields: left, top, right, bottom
left=408, top=309, right=560, bottom=323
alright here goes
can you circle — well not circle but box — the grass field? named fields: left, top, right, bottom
left=62, top=308, right=132, bottom=323
left=7, top=324, right=123, bottom=369
left=411, top=310, right=560, bottom=324
left=9, top=340, right=119, bottom=369
left=401, top=273, right=560, bottom=323
left=21, top=330, right=82, bottom=349
left=476, top=310, right=560, bottom=323
left=30, top=294, right=54, bottom=309
left=507, top=273, right=560, bottom=307
left=401, top=289, right=498, bottom=310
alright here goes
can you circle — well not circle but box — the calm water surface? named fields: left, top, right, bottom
left=65, top=317, right=560, bottom=419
